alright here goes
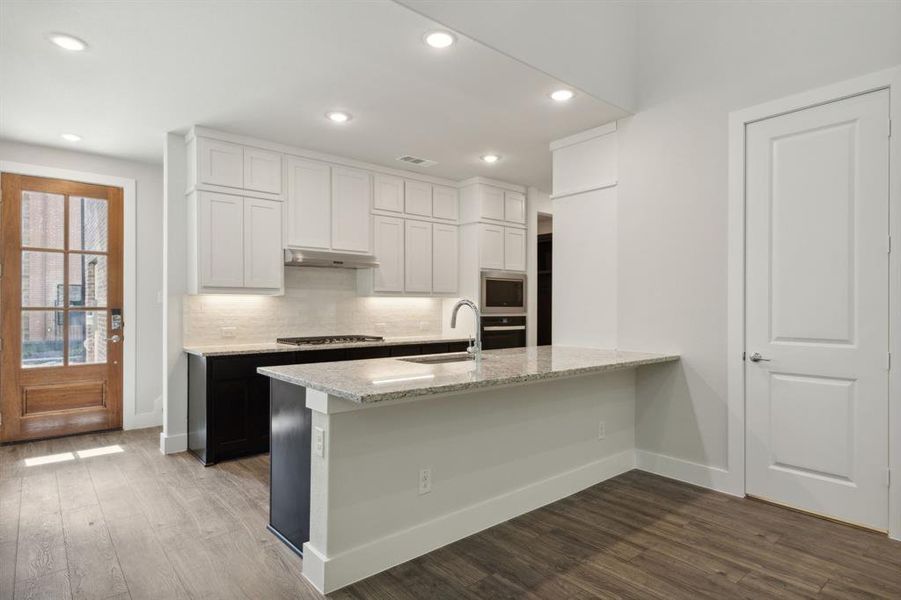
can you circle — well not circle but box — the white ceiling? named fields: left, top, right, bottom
left=0, top=0, right=627, bottom=190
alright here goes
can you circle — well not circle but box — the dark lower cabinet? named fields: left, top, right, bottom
left=187, top=341, right=468, bottom=466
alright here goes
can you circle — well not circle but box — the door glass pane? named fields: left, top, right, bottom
left=21, top=251, right=65, bottom=307
left=69, top=197, right=108, bottom=251
left=68, top=310, right=107, bottom=364
left=69, top=254, right=107, bottom=307
left=21, top=310, right=64, bottom=367
left=22, top=191, right=65, bottom=249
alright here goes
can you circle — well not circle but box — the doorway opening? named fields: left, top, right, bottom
left=537, top=213, right=552, bottom=346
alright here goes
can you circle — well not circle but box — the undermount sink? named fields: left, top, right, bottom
left=400, top=352, right=478, bottom=364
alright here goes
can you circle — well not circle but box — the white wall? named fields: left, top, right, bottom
left=620, top=1, right=901, bottom=474
left=0, top=140, right=164, bottom=425
left=526, top=187, right=551, bottom=346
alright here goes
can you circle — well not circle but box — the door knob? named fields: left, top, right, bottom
left=749, top=352, right=770, bottom=362
left=107, top=335, right=121, bottom=343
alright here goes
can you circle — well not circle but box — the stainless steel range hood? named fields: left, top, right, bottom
left=283, top=248, right=379, bottom=269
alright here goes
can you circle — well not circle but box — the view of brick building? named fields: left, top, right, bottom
left=21, top=191, right=108, bottom=367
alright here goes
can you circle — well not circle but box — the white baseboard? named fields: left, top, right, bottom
left=635, top=449, right=741, bottom=496
left=304, top=449, right=636, bottom=594
left=125, top=409, right=162, bottom=430
left=159, top=431, right=187, bottom=454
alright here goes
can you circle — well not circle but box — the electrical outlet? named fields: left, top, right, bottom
left=418, top=467, right=432, bottom=495
left=598, top=421, right=606, bottom=440
left=220, top=326, right=237, bottom=338
left=314, top=427, right=325, bottom=457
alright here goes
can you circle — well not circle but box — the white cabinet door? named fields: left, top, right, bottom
left=372, top=215, right=404, bottom=292
left=285, top=157, right=331, bottom=249
left=244, top=147, right=282, bottom=194
left=404, top=220, right=432, bottom=292
left=405, top=180, right=432, bottom=217
left=433, top=185, right=459, bottom=221
left=373, top=174, right=404, bottom=213
left=332, top=167, right=372, bottom=252
left=480, top=185, right=505, bottom=221
left=199, top=192, right=245, bottom=287
left=243, top=198, right=283, bottom=289
left=199, top=138, right=244, bottom=189
left=504, top=191, right=526, bottom=224
left=504, top=227, right=526, bottom=271
left=432, top=223, right=458, bottom=294
left=479, top=224, right=505, bottom=270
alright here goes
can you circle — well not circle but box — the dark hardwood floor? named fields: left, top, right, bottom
left=2, top=428, right=900, bottom=599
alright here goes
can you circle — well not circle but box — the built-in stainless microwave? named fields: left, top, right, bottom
left=480, top=271, right=526, bottom=315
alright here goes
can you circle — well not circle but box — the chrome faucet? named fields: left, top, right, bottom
left=450, top=299, right=482, bottom=361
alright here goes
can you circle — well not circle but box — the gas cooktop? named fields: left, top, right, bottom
left=276, top=335, right=385, bottom=346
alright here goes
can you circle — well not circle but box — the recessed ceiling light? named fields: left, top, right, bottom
left=424, top=31, right=455, bottom=49
left=326, top=111, right=351, bottom=123
left=550, top=89, right=575, bottom=102
left=49, top=33, right=87, bottom=51
left=60, top=133, right=82, bottom=142
left=481, top=154, right=500, bottom=164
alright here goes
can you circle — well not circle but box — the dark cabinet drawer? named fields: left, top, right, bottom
left=346, top=346, right=391, bottom=360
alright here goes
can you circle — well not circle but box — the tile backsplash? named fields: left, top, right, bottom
left=183, top=267, right=448, bottom=346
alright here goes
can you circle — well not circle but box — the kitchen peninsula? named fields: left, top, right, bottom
left=259, top=346, right=679, bottom=594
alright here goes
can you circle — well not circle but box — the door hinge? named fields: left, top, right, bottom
left=888, top=352, right=892, bottom=370
left=888, top=236, right=892, bottom=254
left=887, top=468, right=892, bottom=488
left=889, top=119, right=893, bottom=138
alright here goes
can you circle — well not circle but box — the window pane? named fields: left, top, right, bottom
left=68, top=310, right=107, bottom=364
left=69, top=254, right=107, bottom=307
left=22, top=191, right=65, bottom=249
left=22, top=310, right=64, bottom=368
left=69, top=197, right=108, bottom=251
left=21, top=251, right=65, bottom=307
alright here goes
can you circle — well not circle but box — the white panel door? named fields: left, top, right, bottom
left=243, top=147, right=282, bottom=194
left=372, top=215, right=404, bottom=292
left=199, top=192, right=244, bottom=288
left=480, top=186, right=505, bottom=221
left=504, top=191, right=526, bottom=224
left=405, top=180, right=432, bottom=217
left=433, top=223, right=458, bottom=293
left=745, top=90, right=890, bottom=530
left=503, top=227, right=526, bottom=271
left=405, top=220, right=432, bottom=292
left=373, top=174, right=404, bottom=213
left=332, top=167, right=371, bottom=253
left=243, top=198, right=282, bottom=289
left=479, top=224, right=504, bottom=270
left=433, top=185, right=459, bottom=221
left=285, top=158, right=331, bottom=249
left=198, top=138, right=243, bottom=189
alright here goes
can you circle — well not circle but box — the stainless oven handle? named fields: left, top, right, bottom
left=482, top=325, right=527, bottom=331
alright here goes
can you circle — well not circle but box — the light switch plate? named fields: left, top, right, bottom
left=314, top=427, right=325, bottom=457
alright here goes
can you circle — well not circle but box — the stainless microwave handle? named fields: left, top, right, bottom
left=482, top=325, right=526, bottom=331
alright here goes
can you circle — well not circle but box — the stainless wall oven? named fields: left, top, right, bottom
left=480, top=315, right=526, bottom=350
left=480, top=271, right=526, bottom=316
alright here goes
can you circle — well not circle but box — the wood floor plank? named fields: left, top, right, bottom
left=15, top=473, right=67, bottom=588
left=13, top=568, right=72, bottom=600
left=104, top=513, right=188, bottom=600
left=61, top=504, right=129, bottom=600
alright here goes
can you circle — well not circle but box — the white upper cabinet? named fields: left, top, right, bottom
left=198, top=138, right=244, bottom=189
left=504, top=191, right=526, bottom=224
left=331, top=167, right=372, bottom=253
left=243, top=147, right=282, bottom=195
left=433, top=185, right=459, bottom=221
left=373, top=174, right=404, bottom=213
left=199, top=192, right=245, bottom=287
left=285, top=157, right=331, bottom=249
left=433, top=223, right=458, bottom=294
left=404, top=220, right=433, bottom=292
left=405, top=179, right=433, bottom=217
left=504, top=227, right=526, bottom=271
left=243, top=198, right=283, bottom=288
left=479, top=224, right=505, bottom=270
left=372, top=215, right=404, bottom=292
left=481, top=186, right=505, bottom=221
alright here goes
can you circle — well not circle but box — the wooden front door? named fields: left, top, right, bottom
left=1, top=174, right=124, bottom=442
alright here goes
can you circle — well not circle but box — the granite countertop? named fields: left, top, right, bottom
left=258, top=346, right=679, bottom=404
left=183, top=334, right=472, bottom=357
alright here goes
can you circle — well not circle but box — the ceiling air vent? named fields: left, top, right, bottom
left=396, top=155, right=437, bottom=167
